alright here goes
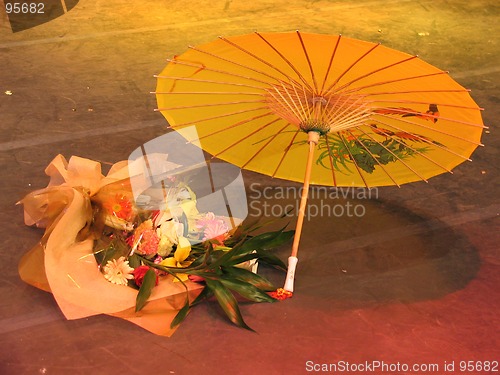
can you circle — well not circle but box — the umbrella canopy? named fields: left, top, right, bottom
left=154, top=31, right=485, bottom=293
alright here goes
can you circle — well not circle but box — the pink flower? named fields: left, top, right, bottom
left=196, top=212, right=229, bottom=246
left=133, top=266, right=159, bottom=287
left=203, top=220, right=229, bottom=245
left=133, top=220, right=160, bottom=255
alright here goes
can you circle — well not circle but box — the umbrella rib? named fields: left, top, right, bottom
left=356, top=127, right=429, bottom=182
left=241, top=123, right=292, bottom=169
left=337, top=71, right=449, bottom=96
left=334, top=55, right=420, bottom=92
left=155, top=99, right=266, bottom=111
left=334, top=112, right=373, bottom=132
left=154, top=75, right=267, bottom=90
left=324, top=134, right=338, bottom=186
left=338, top=134, right=370, bottom=188
left=372, top=115, right=484, bottom=145
left=320, top=34, right=342, bottom=93
left=372, top=107, right=486, bottom=128
left=211, top=118, right=282, bottom=159
left=364, top=88, right=470, bottom=96
left=188, top=44, right=302, bottom=88
left=347, top=129, right=401, bottom=187
left=369, top=122, right=472, bottom=161
left=167, top=107, right=271, bottom=129
left=155, top=91, right=264, bottom=96
left=325, top=42, right=381, bottom=93
left=325, top=94, right=371, bottom=131
left=367, top=98, right=484, bottom=111
left=187, top=112, right=277, bottom=143
left=272, top=130, right=301, bottom=178
left=165, top=59, right=275, bottom=86
left=291, top=81, right=310, bottom=121
left=215, top=36, right=307, bottom=90
left=267, top=83, right=304, bottom=125
left=252, top=32, right=315, bottom=93
left=296, top=31, right=318, bottom=93
left=361, top=126, right=454, bottom=173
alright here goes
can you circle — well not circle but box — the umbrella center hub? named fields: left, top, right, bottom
left=299, top=96, right=330, bottom=135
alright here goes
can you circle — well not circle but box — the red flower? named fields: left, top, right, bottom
left=268, top=288, right=293, bottom=301
left=133, top=266, right=159, bottom=287
left=188, top=274, right=206, bottom=283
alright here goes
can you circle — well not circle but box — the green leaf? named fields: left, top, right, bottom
left=219, top=277, right=276, bottom=303
left=128, top=254, right=141, bottom=269
left=254, top=249, right=287, bottom=271
left=225, top=253, right=259, bottom=267
left=135, top=269, right=156, bottom=312
left=170, top=297, right=191, bottom=329
left=258, top=230, right=294, bottom=250
left=222, top=266, right=275, bottom=291
left=205, top=279, right=254, bottom=331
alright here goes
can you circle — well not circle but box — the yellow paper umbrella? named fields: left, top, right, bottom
left=155, top=32, right=485, bottom=294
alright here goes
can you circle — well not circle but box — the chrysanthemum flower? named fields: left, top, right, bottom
left=103, top=256, right=134, bottom=286
left=196, top=212, right=229, bottom=246
left=133, top=220, right=160, bottom=255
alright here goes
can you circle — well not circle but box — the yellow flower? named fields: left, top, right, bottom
left=159, top=236, right=192, bottom=282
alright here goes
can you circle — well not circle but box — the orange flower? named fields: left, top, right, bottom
left=268, top=288, right=293, bottom=301
left=104, top=194, right=134, bottom=220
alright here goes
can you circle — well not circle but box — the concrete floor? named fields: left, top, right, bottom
left=1, top=0, right=499, bottom=374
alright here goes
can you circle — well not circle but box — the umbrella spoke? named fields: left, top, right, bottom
left=324, top=42, right=381, bottom=93
left=367, top=98, right=484, bottom=111
left=154, top=75, right=266, bottom=90
left=272, top=130, right=301, bottom=178
left=356, top=127, right=429, bottom=182
left=372, top=115, right=484, bottom=145
left=337, top=71, right=448, bottom=96
left=216, top=35, right=308, bottom=90
left=296, top=31, right=319, bottom=93
left=241, top=123, right=292, bottom=169
left=211, top=118, right=282, bottom=159
left=155, top=91, right=264, bottom=96
left=334, top=55, right=420, bottom=93
left=324, top=134, right=338, bottom=186
left=266, top=82, right=305, bottom=127
left=347, top=130, right=401, bottom=187
left=368, top=122, right=472, bottom=162
left=186, top=112, right=276, bottom=142
left=165, top=59, right=275, bottom=86
left=155, top=99, right=266, bottom=111
left=324, top=94, right=371, bottom=131
left=188, top=44, right=303, bottom=88
left=338, top=134, right=370, bottom=188
left=372, top=107, right=485, bottom=128
left=359, top=125, right=454, bottom=173
left=166, top=107, right=270, bottom=130
left=253, top=32, right=314, bottom=93
left=365, top=88, right=470, bottom=96
left=320, top=34, right=342, bottom=93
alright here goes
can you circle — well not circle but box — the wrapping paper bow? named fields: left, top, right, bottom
left=18, top=154, right=203, bottom=336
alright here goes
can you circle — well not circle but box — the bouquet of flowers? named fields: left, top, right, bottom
left=18, top=154, right=293, bottom=335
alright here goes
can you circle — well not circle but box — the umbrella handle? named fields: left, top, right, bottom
left=284, top=256, right=298, bottom=292
left=283, top=131, right=319, bottom=292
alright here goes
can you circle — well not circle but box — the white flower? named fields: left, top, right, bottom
left=103, top=256, right=134, bottom=286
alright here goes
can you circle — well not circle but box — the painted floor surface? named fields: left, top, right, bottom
left=0, top=1, right=498, bottom=374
